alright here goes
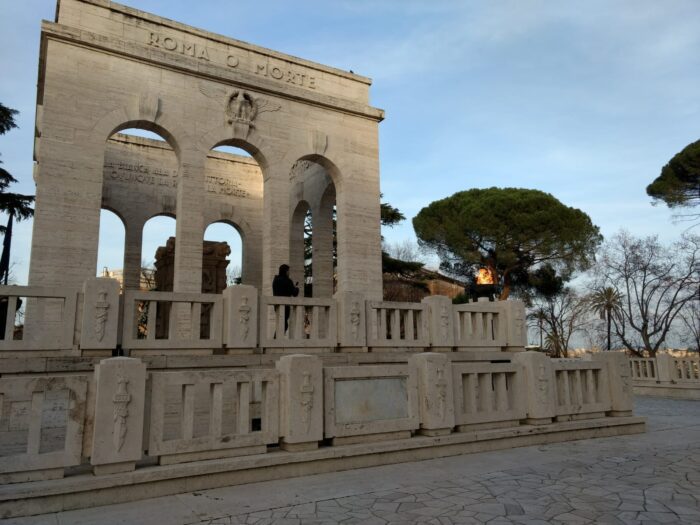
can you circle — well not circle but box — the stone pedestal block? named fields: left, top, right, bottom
left=654, top=353, right=675, bottom=383
left=80, top=277, right=120, bottom=351
left=91, top=357, right=147, bottom=474
left=589, top=352, right=633, bottom=416
left=410, top=353, right=455, bottom=434
left=223, top=285, right=258, bottom=348
left=276, top=354, right=323, bottom=449
left=422, top=295, right=455, bottom=349
left=500, top=300, right=527, bottom=351
left=336, top=292, right=366, bottom=349
left=512, top=351, right=556, bottom=424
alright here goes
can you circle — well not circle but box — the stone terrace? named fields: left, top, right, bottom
left=4, top=396, right=698, bottom=525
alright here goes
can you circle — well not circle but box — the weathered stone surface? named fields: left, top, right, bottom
left=276, top=354, right=323, bottom=447
left=29, top=0, right=383, bottom=300
left=80, top=277, right=120, bottom=350
left=410, top=352, right=455, bottom=432
left=90, top=357, right=147, bottom=471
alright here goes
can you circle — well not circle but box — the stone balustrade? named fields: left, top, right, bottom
left=630, top=354, right=700, bottom=400
left=0, top=278, right=531, bottom=355
left=0, top=351, right=637, bottom=491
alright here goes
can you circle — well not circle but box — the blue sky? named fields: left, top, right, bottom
left=1, top=0, right=699, bottom=284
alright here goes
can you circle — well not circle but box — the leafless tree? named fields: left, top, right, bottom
left=226, top=265, right=242, bottom=286
left=595, top=231, right=699, bottom=357
left=678, top=300, right=700, bottom=352
left=528, top=287, right=589, bottom=357
left=384, top=239, right=427, bottom=264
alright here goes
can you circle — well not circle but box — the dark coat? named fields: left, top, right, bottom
left=272, top=274, right=299, bottom=297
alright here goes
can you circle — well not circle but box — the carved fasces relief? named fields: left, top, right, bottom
left=94, top=290, right=110, bottom=342
left=238, top=295, right=251, bottom=340
left=439, top=305, right=450, bottom=341
left=435, top=367, right=448, bottom=420
left=299, top=371, right=314, bottom=433
left=112, top=376, right=131, bottom=451
left=349, top=301, right=361, bottom=342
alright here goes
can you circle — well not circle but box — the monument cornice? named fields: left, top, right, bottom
left=78, top=0, right=373, bottom=86
left=39, top=21, right=386, bottom=123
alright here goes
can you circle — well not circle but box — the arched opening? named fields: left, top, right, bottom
left=202, top=221, right=244, bottom=292
left=102, top=126, right=179, bottom=291
left=96, top=208, right=126, bottom=286
left=204, top=142, right=264, bottom=290
left=143, top=214, right=177, bottom=292
left=289, top=158, right=337, bottom=298
left=290, top=201, right=311, bottom=297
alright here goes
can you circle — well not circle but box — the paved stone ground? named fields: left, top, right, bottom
left=3, top=396, right=700, bottom=525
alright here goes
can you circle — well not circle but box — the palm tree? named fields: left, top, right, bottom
left=0, top=103, right=35, bottom=283
left=589, top=286, right=622, bottom=351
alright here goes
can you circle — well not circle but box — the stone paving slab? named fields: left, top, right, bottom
left=2, top=397, right=699, bottom=525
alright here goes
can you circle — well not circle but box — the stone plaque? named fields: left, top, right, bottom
left=334, top=378, right=408, bottom=424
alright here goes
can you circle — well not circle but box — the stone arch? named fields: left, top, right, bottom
left=290, top=200, right=311, bottom=296
left=199, top=124, right=272, bottom=176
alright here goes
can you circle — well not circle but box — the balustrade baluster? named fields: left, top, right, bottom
left=391, top=309, right=401, bottom=340
left=4, top=297, right=16, bottom=341
left=26, top=391, right=44, bottom=455
left=406, top=309, right=415, bottom=340
left=210, top=382, right=223, bottom=438
left=190, top=302, right=201, bottom=340
left=495, top=372, right=508, bottom=411
left=238, top=381, right=250, bottom=434
left=181, top=384, right=195, bottom=440
left=146, top=301, right=157, bottom=340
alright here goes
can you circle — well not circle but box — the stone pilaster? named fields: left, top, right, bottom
left=422, top=295, right=454, bottom=351
left=501, top=300, right=527, bottom=351
left=512, top=351, right=556, bottom=425
left=336, top=291, right=366, bottom=350
left=410, top=353, right=455, bottom=435
left=80, top=277, right=120, bottom=352
left=91, top=357, right=147, bottom=475
left=589, top=352, right=633, bottom=417
left=223, top=285, right=258, bottom=349
left=276, top=354, right=323, bottom=450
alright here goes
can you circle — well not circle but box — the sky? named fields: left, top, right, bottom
left=1, top=0, right=699, bottom=285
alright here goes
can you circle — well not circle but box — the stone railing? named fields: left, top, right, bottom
left=122, top=290, right=223, bottom=352
left=630, top=354, right=700, bottom=400
left=259, top=296, right=337, bottom=349
left=0, top=351, right=634, bottom=488
left=0, top=279, right=529, bottom=355
left=552, top=359, right=611, bottom=420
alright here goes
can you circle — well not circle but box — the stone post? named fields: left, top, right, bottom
left=80, top=277, right=120, bottom=352
left=409, top=353, right=455, bottom=436
left=654, top=353, right=676, bottom=383
left=276, top=354, right=323, bottom=451
left=223, top=285, right=258, bottom=350
left=173, top=150, right=205, bottom=294
left=91, top=357, right=147, bottom=475
left=312, top=200, right=334, bottom=298
left=500, top=300, right=527, bottom=352
left=336, top=291, right=366, bottom=351
left=262, top=172, right=291, bottom=296
left=512, top=351, right=556, bottom=425
left=589, top=352, right=633, bottom=417
left=122, top=217, right=145, bottom=291
left=422, top=295, right=454, bottom=351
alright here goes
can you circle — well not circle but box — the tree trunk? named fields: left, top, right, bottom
left=606, top=310, right=611, bottom=351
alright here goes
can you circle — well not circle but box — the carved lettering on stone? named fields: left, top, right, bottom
left=112, top=376, right=131, bottom=452
left=299, top=371, right=314, bottom=433
left=239, top=295, right=251, bottom=340
left=94, top=289, right=110, bottom=342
